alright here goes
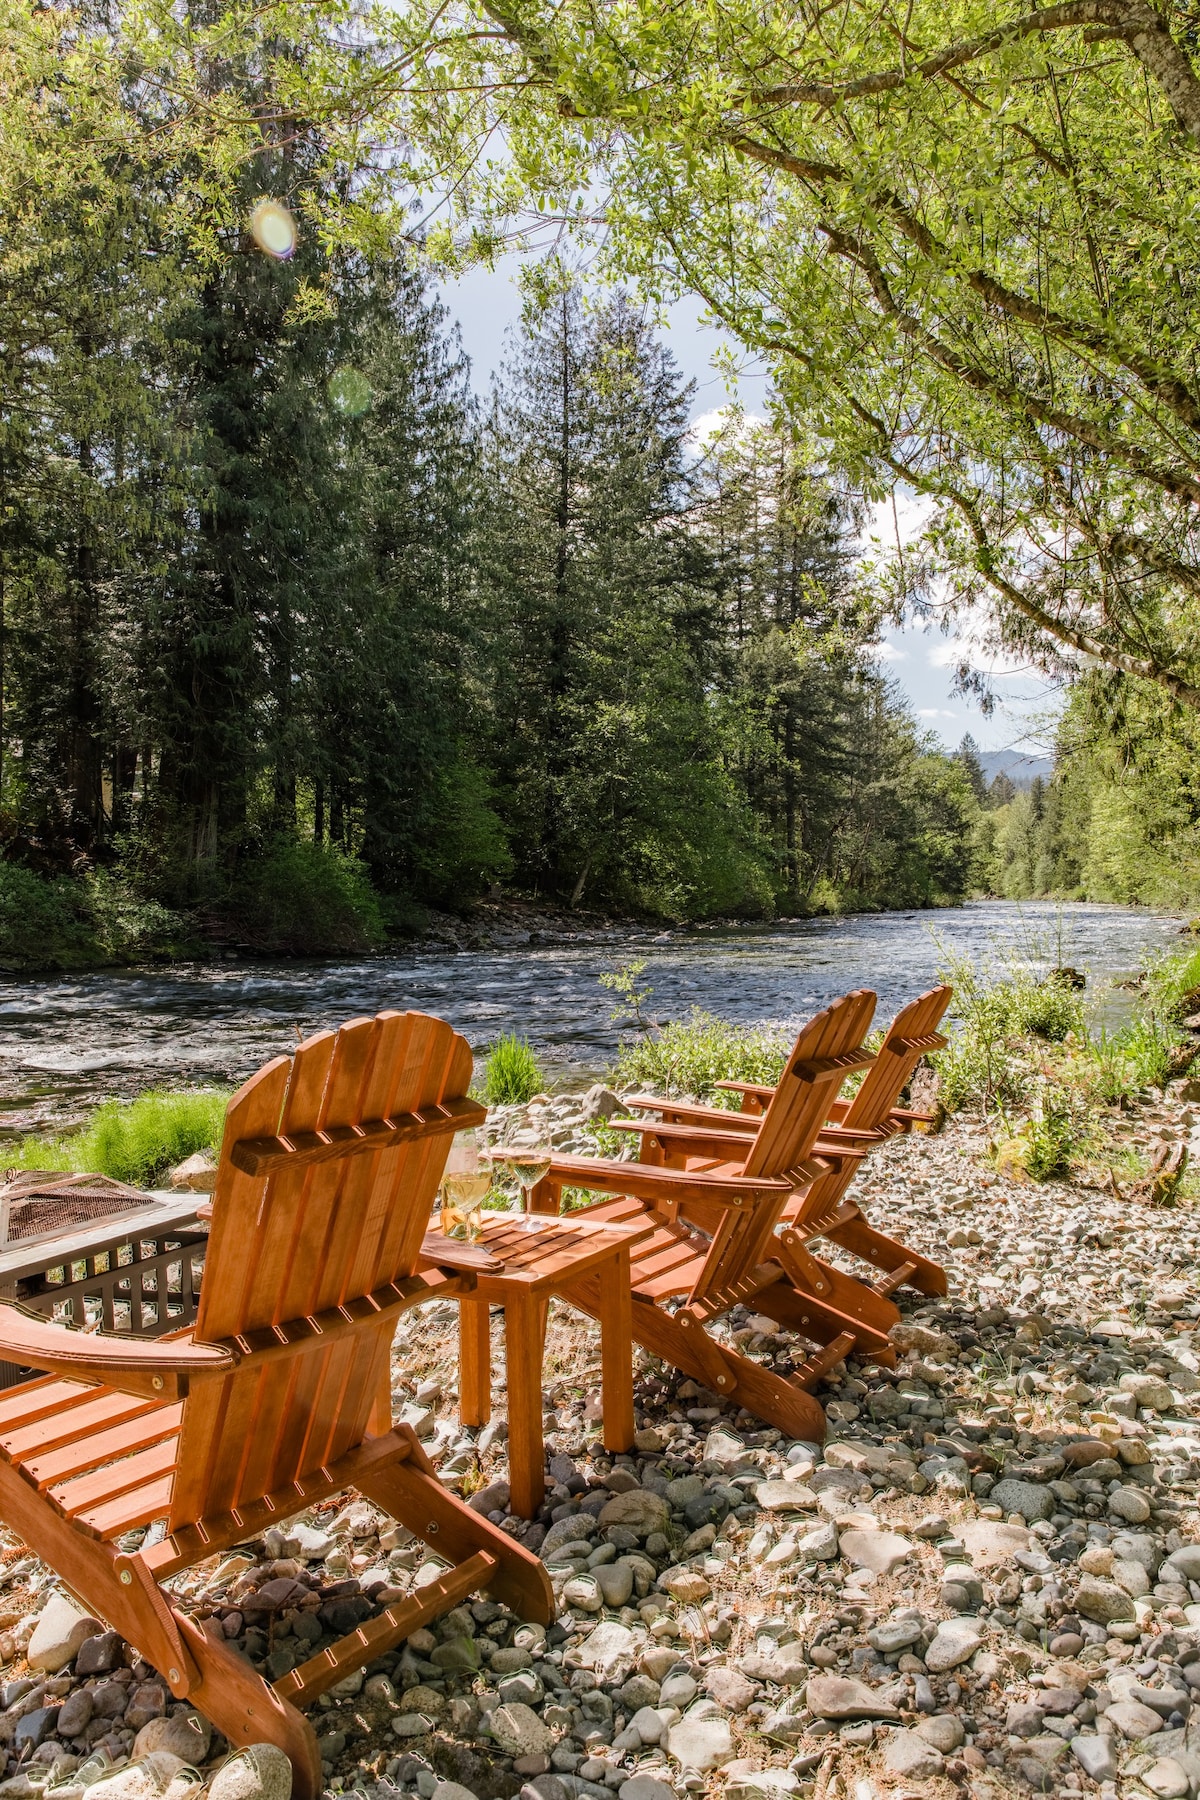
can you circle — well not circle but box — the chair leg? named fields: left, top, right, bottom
left=176, top=1616, right=323, bottom=1800
left=359, top=1424, right=555, bottom=1626
left=823, top=1209, right=948, bottom=1296
left=502, top=1290, right=550, bottom=1520
left=557, top=1272, right=827, bottom=1443
left=751, top=1263, right=896, bottom=1365
left=459, top=1296, right=492, bottom=1429
left=630, top=1296, right=827, bottom=1442
left=598, top=1249, right=634, bottom=1455
left=773, top=1233, right=902, bottom=1345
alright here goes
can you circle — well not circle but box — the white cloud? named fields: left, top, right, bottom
left=686, top=405, right=766, bottom=446
left=867, top=640, right=908, bottom=663
left=918, top=707, right=959, bottom=719
left=864, top=488, right=937, bottom=551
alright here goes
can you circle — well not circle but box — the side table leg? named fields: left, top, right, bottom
left=460, top=1296, right=492, bottom=1429
left=599, top=1248, right=634, bottom=1454
left=505, top=1288, right=549, bottom=1519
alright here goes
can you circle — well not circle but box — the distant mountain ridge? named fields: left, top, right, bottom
left=977, top=749, right=1054, bottom=788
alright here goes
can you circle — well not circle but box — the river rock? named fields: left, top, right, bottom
left=665, top=1714, right=732, bottom=1771
left=795, top=1521, right=839, bottom=1562
left=577, top=1622, right=637, bottom=1675
left=737, top=1643, right=808, bottom=1686
left=1143, top=1758, right=1193, bottom=1798
left=168, top=1151, right=217, bottom=1192
left=88, top=1757, right=193, bottom=1800
left=705, top=1667, right=757, bottom=1712
left=1108, top=1485, right=1152, bottom=1523
left=595, top=1562, right=634, bottom=1608
left=753, top=1482, right=816, bottom=1513
left=988, top=1478, right=1054, bottom=1522
left=1075, top=1574, right=1136, bottom=1625
left=1107, top=1699, right=1164, bottom=1738
left=133, top=1714, right=212, bottom=1764
left=958, top=1520, right=1031, bottom=1567
left=883, top=1730, right=943, bottom=1780
left=618, top=1778, right=677, bottom=1800
left=916, top=1715, right=965, bottom=1753
left=658, top=1567, right=710, bottom=1603
left=489, top=1703, right=555, bottom=1759
left=431, top=1785, right=480, bottom=1800
left=598, top=1490, right=670, bottom=1534
left=208, top=1748, right=292, bottom=1800
left=1119, top=1372, right=1173, bottom=1411
left=1071, top=1735, right=1119, bottom=1783
left=26, top=1592, right=102, bottom=1672
left=806, top=1676, right=899, bottom=1721
left=924, top=1618, right=985, bottom=1672
left=839, top=1529, right=913, bottom=1575
left=868, top=1613, right=924, bottom=1654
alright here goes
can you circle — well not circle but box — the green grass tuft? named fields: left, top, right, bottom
left=483, top=1034, right=544, bottom=1107
left=3, top=1089, right=229, bottom=1188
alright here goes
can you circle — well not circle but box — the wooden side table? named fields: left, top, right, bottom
left=455, top=1213, right=653, bottom=1518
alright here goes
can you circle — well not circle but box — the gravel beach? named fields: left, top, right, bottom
left=0, top=1099, right=1196, bottom=1800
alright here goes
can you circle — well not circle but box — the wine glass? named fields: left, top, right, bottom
left=498, top=1142, right=553, bottom=1231
left=440, top=1130, right=492, bottom=1243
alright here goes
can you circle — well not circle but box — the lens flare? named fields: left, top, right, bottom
left=249, top=199, right=297, bottom=260
left=328, top=367, right=372, bottom=416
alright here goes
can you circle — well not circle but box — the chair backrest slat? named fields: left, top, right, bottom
left=840, top=985, right=952, bottom=1134
left=170, top=1011, right=478, bottom=1532
left=745, top=990, right=877, bottom=1178
left=685, top=991, right=876, bottom=1303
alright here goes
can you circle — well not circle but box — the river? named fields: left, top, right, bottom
left=0, top=899, right=1183, bottom=1129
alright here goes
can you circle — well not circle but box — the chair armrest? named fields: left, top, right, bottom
left=0, top=1303, right=235, bottom=1401
left=622, top=1098, right=759, bottom=1131
left=419, top=1231, right=502, bottom=1275
left=610, top=1117, right=756, bottom=1146
left=713, top=1080, right=775, bottom=1108
left=543, top=1154, right=794, bottom=1211
left=889, top=1107, right=937, bottom=1130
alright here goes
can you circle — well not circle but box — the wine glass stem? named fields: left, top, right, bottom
left=521, top=1183, right=537, bottom=1228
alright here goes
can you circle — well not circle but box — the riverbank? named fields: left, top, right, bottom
left=0, top=862, right=999, bottom=979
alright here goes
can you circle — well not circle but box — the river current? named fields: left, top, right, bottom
left=0, top=900, right=1183, bottom=1129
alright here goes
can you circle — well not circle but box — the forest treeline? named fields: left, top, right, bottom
left=973, top=682, right=1200, bottom=911
left=1, top=231, right=986, bottom=965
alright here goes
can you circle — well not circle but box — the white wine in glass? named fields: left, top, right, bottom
left=440, top=1132, right=491, bottom=1242
left=504, top=1149, right=552, bottom=1230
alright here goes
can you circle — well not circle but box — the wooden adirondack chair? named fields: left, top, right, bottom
left=620, top=986, right=953, bottom=1298
left=0, top=1012, right=552, bottom=1800
left=518, top=991, right=896, bottom=1445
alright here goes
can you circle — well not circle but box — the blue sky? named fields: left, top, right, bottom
left=442, top=260, right=1063, bottom=758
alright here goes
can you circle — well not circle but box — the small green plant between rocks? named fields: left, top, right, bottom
left=483, top=1034, right=544, bottom=1106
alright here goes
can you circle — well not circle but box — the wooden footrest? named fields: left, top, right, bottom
left=273, top=1549, right=498, bottom=1706
left=794, top=1331, right=856, bottom=1391
left=875, top=1261, right=917, bottom=1296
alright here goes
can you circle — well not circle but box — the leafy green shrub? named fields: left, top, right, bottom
left=1114, top=1016, right=1178, bottom=1091
left=484, top=1035, right=544, bottom=1106
left=0, top=864, right=95, bottom=970
left=1023, top=1088, right=1078, bottom=1180
left=229, top=839, right=385, bottom=955
left=613, top=1008, right=788, bottom=1100
left=1145, top=941, right=1200, bottom=1022
left=995, top=1084, right=1083, bottom=1181
left=3, top=1088, right=229, bottom=1187
left=86, top=870, right=190, bottom=960
left=1011, top=975, right=1086, bottom=1043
